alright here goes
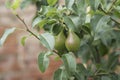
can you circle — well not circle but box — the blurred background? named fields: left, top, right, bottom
left=0, top=0, right=62, bottom=80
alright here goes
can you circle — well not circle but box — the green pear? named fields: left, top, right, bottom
left=54, top=29, right=66, bottom=52
left=65, top=30, right=81, bottom=52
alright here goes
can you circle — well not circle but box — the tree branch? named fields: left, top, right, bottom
left=107, top=0, right=117, bottom=13
left=16, top=14, right=40, bottom=40
left=99, top=5, right=120, bottom=25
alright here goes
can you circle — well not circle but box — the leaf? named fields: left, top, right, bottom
left=0, top=27, right=16, bottom=47
left=101, top=76, right=111, bottom=80
left=40, top=6, right=51, bottom=14
left=39, top=32, right=55, bottom=50
left=38, top=19, right=48, bottom=28
left=64, top=16, right=78, bottom=32
left=77, top=64, right=88, bottom=75
left=69, top=15, right=81, bottom=29
left=47, top=0, right=58, bottom=6
left=75, top=0, right=86, bottom=11
left=65, top=0, right=74, bottom=10
left=77, top=43, right=91, bottom=63
left=51, top=23, right=63, bottom=36
left=11, top=0, right=21, bottom=10
left=107, top=52, right=119, bottom=70
left=100, top=30, right=115, bottom=46
left=89, top=0, right=101, bottom=11
left=21, top=36, right=27, bottom=46
left=90, top=14, right=110, bottom=40
left=32, top=17, right=43, bottom=28
left=5, top=0, right=11, bottom=8
left=62, top=53, right=77, bottom=73
left=46, top=8, right=58, bottom=18
left=20, top=0, right=33, bottom=9
left=38, top=51, right=52, bottom=73
left=54, top=68, right=68, bottom=80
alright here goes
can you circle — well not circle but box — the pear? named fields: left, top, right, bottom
left=54, top=29, right=66, bottom=52
left=65, top=30, right=80, bottom=52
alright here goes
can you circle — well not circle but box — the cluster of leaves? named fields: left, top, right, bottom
left=1, top=0, right=120, bottom=80
left=32, top=0, right=120, bottom=80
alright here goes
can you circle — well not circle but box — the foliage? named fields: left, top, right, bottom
left=2, top=0, right=120, bottom=80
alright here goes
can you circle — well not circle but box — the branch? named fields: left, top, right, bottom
left=16, top=14, right=40, bottom=40
left=107, top=0, right=117, bottom=13
left=110, top=17, right=120, bottom=25
left=16, top=14, right=28, bottom=30
left=99, top=5, right=120, bottom=25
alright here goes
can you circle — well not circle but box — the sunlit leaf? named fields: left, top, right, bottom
left=0, top=27, right=16, bottom=46
left=11, top=0, right=21, bottom=10
left=62, top=53, right=77, bottom=73
left=90, top=0, right=101, bottom=11
left=54, top=68, right=68, bottom=80
left=39, top=32, right=55, bottom=50
left=65, top=0, right=74, bottom=10
left=38, top=51, right=53, bottom=72
left=21, top=36, right=27, bottom=46
left=5, top=0, right=11, bottom=8
left=20, top=0, right=33, bottom=9
left=47, top=0, right=58, bottom=6
left=64, top=16, right=79, bottom=32
left=90, top=14, right=111, bottom=40
left=32, top=17, right=43, bottom=28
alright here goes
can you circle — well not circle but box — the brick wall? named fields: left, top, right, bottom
left=0, top=0, right=62, bottom=80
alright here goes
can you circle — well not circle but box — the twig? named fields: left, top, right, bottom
left=99, top=5, right=120, bottom=25
left=16, top=14, right=40, bottom=40
left=16, top=14, right=28, bottom=30
left=98, top=5, right=108, bottom=14
left=110, top=17, right=120, bottom=25
left=95, top=72, right=109, bottom=76
left=107, top=0, right=117, bottom=13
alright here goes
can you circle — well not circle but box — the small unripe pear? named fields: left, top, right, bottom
left=65, top=30, right=80, bottom=52
left=54, top=29, right=66, bottom=52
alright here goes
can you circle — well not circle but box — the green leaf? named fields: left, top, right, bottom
left=5, top=0, right=11, bottom=8
left=51, top=23, right=63, bottom=36
left=90, top=0, right=101, bottom=11
left=107, top=52, right=119, bottom=70
left=90, top=14, right=110, bottom=40
left=38, top=19, right=48, bottom=28
left=62, top=53, right=77, bottom=73
left=77, top=64, right=88, bottom=75
left=54, top=68, right=68, bottom=80
left=47, top=0, right=58, bottom=6
left=11, top=0, right=21, bottom=10
left=20, top=0, right=33, bottom=9
left=21, top=36, right=27, bottom=46
left=39, top=32, right=55, bottom=50
left=32, top=17, right=43, bottom=28
left=69, top=15, right=81, bottom=29
left=77, top=37, right=91, bottom=63
left=64, top=16, right=78, bottom=32
left=0, top=27, right=16, bottom=47
left=46, top=8, right=58, bottom=18
left=65, top=0, right=74, bottom=10
left=101, top=76, right=111, bottom=80
left=38, top=51, right=52, bottom=73
left=40, top=6, right=51, bottom=14
left=100, top=30, right=115, bottom=46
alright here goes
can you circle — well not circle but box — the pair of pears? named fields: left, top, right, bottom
left=54, top=29, right=80, bottom=53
